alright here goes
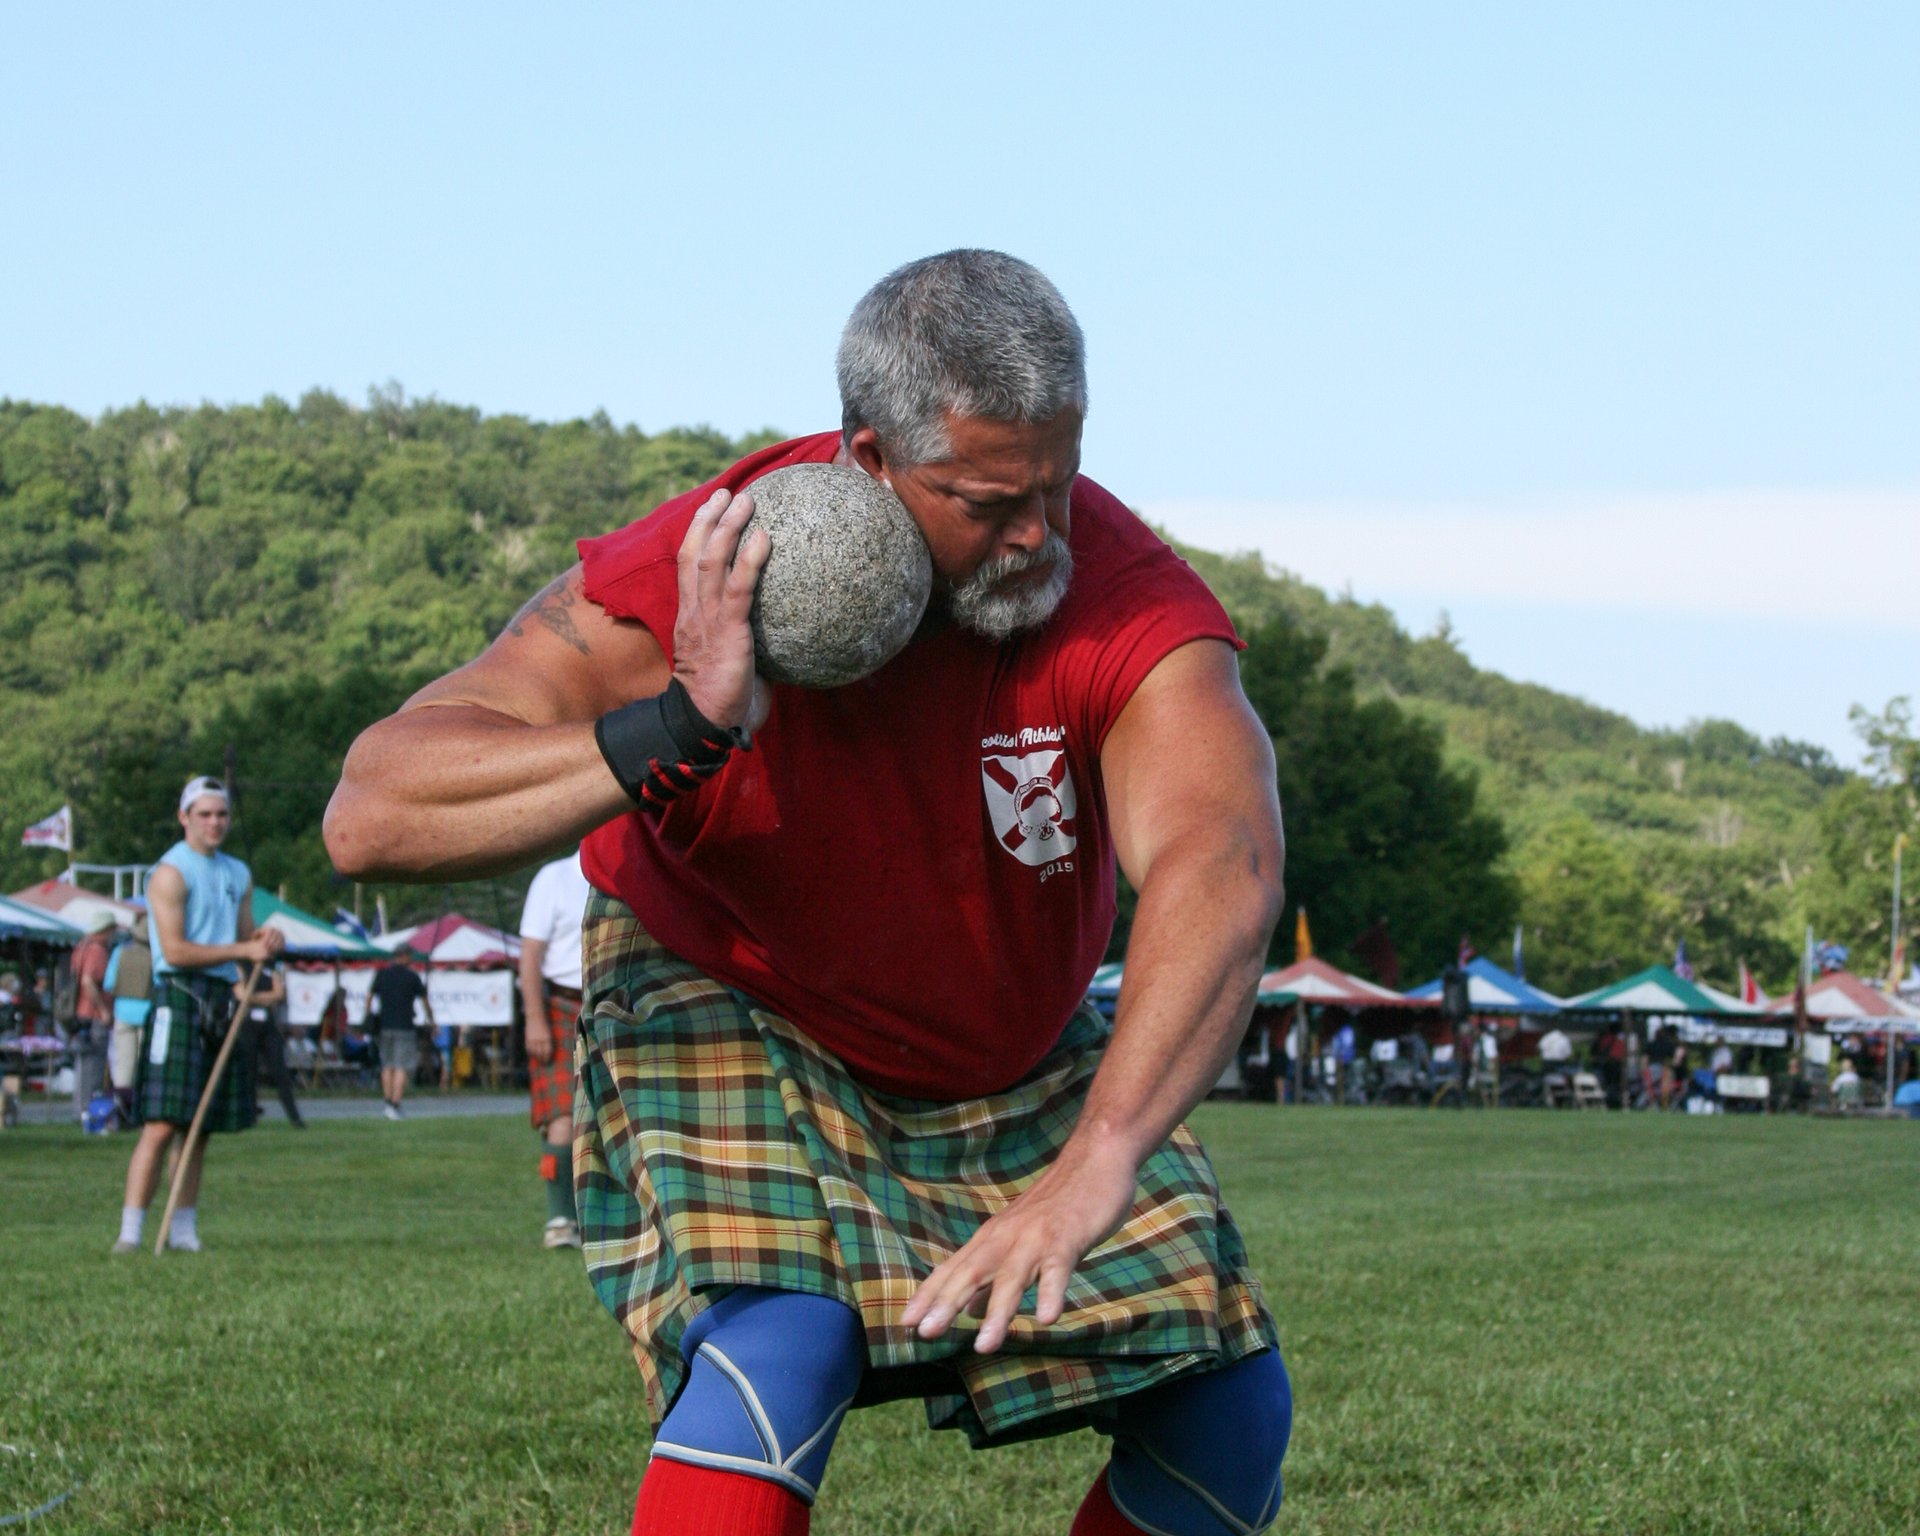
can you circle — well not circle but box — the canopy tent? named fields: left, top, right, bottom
left=1404, top=956, right=1565, bottom=1015
left=8, top=879, right=141, bottom=933
left=0, top=893, right=82, bottom=946
left=252, top=890, right=386, bottom=960
left=1257, top=956, right=1434, bottom=1011
left=377, top=913, right=520, bottom=967
left=1565, top=965, right=1762, bottom=1017
left=1771, top=971, right=1920, bottom=1033
left=1568, top=964, right=1789, bottom=1048
left=1085, top=962, right=1298, bottom=1014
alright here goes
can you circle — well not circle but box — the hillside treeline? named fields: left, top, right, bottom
left=1, top=393, right=1907, bottom=992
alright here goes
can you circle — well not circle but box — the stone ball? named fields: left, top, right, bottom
left=744, top=463, right=933, bottom=688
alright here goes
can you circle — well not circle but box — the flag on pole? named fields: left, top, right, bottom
left=1512, top=924, right=1525, bottom=981
left=1457, top=933, right=1475, bottom=967
left=1737, top=960, right=1766, bottom=1007
left=21, top=804, right=72, bottom=852
left=1294, top=909, right=1313, bottom=963
left=1672, top=939, right=1696, bottom=982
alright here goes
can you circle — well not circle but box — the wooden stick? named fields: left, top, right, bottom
left=153, top=960, right=264, bottom=1256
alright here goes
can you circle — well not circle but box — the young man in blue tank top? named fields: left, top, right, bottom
left=112, top=776, right=284, bottom=1254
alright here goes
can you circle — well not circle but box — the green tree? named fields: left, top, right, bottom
left=1514, top=816, right=1659, bottom=996
left=1232, top=615, right=1516, bottom=981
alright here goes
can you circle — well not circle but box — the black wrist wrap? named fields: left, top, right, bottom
left=595, top=679, right=750, bottom=815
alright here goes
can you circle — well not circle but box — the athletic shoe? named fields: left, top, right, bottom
left=543, top=1217, right=582, bottom=1249
left=110, top=1239, right=140, bottom=1255
left=383, top=1103, right=403, bottom=1121
left=166, top=1234, right=203, bottom=1253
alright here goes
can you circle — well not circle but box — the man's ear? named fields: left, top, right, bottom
left=846, top=426, right=891, bottom=483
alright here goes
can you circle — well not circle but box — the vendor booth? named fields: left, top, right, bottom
left=0, top=895, right=83, bottom=1121
left=1256, top=957, right=1437, bottom=1105
left=1566, top=965, right=1779, bottom=1111
left=1771, top=971, right=1920, bottom=1110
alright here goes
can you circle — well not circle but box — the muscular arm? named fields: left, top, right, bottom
left=325, top=490, right=770, bottom=882
left=1066, top=639, right=1285, bottom=1164
left=903, top=639, right=1284, bottom=1350
left=324, top=568, right=665, bottom=881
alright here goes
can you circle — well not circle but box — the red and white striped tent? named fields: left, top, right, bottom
left=1256, top=956, right=1438, bottom=1010
left=376, top=913, right=520, bottom=967
left=1771, top=971, right=1920, bottom=1033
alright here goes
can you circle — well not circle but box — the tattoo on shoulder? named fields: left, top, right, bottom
left=506, top=575, right=591, bottom=656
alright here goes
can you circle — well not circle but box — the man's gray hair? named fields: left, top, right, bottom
left=837, top=250, right=1087, bottom=464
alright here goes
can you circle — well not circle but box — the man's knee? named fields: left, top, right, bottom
left=651, top=1288, right=866, bottom=1504
left=1105, top=1347, right=1292, bottom=1536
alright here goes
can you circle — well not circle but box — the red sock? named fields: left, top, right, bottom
left=631, top=1456, right=810, bottom=1536
left=1070, top=1469, right=1144, bottom=1535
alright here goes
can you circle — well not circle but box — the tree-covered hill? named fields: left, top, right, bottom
left=1, top=394, right=1904, bottom=993
left=1175, top=544, right=1906, bottom=993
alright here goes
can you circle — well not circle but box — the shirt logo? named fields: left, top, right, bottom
left=981, top=746, right=1078, bottom=867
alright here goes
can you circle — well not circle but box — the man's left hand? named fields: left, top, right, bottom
left=900, top=1139, right=1139, bottom=1354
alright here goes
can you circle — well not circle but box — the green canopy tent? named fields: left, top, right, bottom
left=250, top=891, right=385, bottom=961
left=1565, top=964, right=1785, bottom=1106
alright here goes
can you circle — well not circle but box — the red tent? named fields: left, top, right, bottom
left=1772, top=971, right=1920, bottom=1031
left=1256, top=956, right=1438, bottom=1010
left=378, top=914, right=520, bottom=967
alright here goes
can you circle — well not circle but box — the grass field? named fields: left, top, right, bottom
left=5, top=1107, right=1918, bottom=1534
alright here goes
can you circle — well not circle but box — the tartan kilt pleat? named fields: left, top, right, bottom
left=573, top=894, right=1277, bottom=1449
left=134, top=972, right=256, bottom=1134
left=528, top=988, right=579, bottom=1131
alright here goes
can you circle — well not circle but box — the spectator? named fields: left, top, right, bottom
left=246, top=963, right=305, bottom=1129
left=1644, top=1024, right=1678, bottom=1107
left=70, top=912, right=118, bottom=1124
left=370, top=960, right=434, bottom=1121
left=104, top=912, right=155, bottom=1123
left=1538, top=1027, right=1573, bottom=1064
left=1830, top=1056, right=1863, bottom=1109
left=1709, top=1036, right=1734, bottom=1076
left=1667, top=1042, right=1690, bottom=1109
left=518, top=850, right=593, bottom=1247
left=1592, top=1020, right=1627, bottom=1104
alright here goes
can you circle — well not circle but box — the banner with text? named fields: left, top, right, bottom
left=285, top=968, right=517, bottom=1027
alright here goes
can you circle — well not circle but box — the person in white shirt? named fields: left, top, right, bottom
left=519, top=851, right=593, bottom=1249
left=1538, top=1028, right=1573, bottom=1064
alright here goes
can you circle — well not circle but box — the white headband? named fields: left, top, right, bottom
left=179, top=775, right=230, bottom=815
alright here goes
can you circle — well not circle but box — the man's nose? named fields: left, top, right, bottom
left=1001, top=494, right=1049, bottom=553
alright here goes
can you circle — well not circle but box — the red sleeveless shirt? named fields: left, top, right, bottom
left=578, top=433, right=1239, bottom=1098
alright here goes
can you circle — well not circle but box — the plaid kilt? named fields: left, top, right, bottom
left=574, top=894, right=1276, bottom=1449
left=135, top=972, right=256, bottom=1134
left=529, top=987, right=579, bottom=1130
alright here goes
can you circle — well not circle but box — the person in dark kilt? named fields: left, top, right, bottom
left=113, top=776, right=283, bottom=1253
left=328, top=251, right=1293, bottom=1536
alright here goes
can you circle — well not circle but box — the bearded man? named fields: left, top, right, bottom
left=326, top=250, right=1291, bottom=1536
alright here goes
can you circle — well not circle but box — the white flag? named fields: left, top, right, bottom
left=21, top=804, right=72, bottom=852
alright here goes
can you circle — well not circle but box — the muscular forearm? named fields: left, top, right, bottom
left=160, top=939, right=258, bottom=971
left=1070, top=842, right=1282, bottom=1172
left=325, top=705, right=630, bottom=881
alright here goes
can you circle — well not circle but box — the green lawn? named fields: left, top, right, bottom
left=5, top=1108, right=1917, bottom=1534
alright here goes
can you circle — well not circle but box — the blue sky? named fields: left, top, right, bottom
left=7, top=3, right=1914, bottom=760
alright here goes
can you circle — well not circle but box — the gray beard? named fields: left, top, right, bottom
left=948, top=532, right=1075, bottom=642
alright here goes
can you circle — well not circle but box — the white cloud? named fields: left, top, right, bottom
left=1146, top=488, right=1920, bottom=628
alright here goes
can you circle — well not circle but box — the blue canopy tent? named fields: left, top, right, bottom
left=1405, top=956, right=1565, bottom=1016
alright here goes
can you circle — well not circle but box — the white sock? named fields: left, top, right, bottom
left=118, top=1207, right=145, bottom=1245
left=170, top=1206, right=198, bottom=1247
